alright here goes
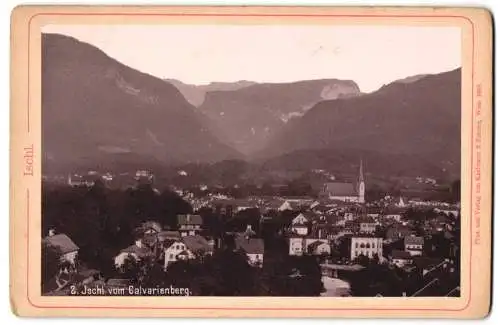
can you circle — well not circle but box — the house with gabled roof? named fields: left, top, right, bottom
left=234, top=233, right=265, bottom=267
left=390, top=250, right=412, bottom=268
left=290, top=212, right=309, bottom=235
left=114, top=238, right=153, bottom=269
left=163, top=239, right=193, bottom=270
left=307, top=240, right=331, bottom=256
left=182, top=235, right=214, bottom=256
left=43, top=230, right=79, bottom=266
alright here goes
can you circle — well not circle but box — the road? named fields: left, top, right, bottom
left=321, top=276, right=350, bottom=297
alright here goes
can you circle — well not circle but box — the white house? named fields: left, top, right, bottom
left=350, top=237, right=383, bottom=260
left=290, top=213, right=309, bottom=236
left=289, top=237, right=305, bottom=256
left=163, top=239, right=193, bottom=269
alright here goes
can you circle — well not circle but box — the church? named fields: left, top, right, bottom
left=321, top=160, right=365, bottom=203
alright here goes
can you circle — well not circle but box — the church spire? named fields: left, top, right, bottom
left=358, top=159, right=365, bottom=204
left=359, top=159, right=364, bottom=183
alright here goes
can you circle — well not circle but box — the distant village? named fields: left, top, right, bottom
left=42, top=161, right=461, bottom=297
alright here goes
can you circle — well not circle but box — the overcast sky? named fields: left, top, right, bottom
left=42, top=24, right=461, bottom=93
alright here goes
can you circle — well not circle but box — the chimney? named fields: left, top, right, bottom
left=48, top=229, right=56, bottom=237
left=135, top=238, right=142, bottom=248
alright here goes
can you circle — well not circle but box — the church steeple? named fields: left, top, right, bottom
left=358, top=159, right=365, bottom=203
left=359, top=159, right=364, bottom=183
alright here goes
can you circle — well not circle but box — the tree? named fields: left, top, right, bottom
left=163, top=249, right=265, bottom=296
left=450, top=180, right=460, bottom=203
left=42, top=243, right=61, bottom=292
left=121, top=254, right=154, bottom=285
left=159, top=189, right=192, bottom=229
left=346, top=263, right=404, bottom=297
left=227, top=208, right=261, bottom=233
left=353, top=254, right=370, bottom=267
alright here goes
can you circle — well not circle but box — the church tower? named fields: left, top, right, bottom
left=358, top=159, right=365, bottom=203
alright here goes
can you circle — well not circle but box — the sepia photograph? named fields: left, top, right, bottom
left=39, top=21, right=464, bottom=298
left=9, top=4, right=496, bottom=318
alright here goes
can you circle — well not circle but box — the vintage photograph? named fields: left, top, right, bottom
left=40, top=23, right=462, bottom=297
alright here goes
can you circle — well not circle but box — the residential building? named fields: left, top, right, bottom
left=289, top=237, right=306, bottom=256
left=289, top=237, right=329, bottom=256
left=163, top=239, right=192, bottom=269
left=350, top=236, right=383, bottom=260
left=234, top=233, right=265, bottom=267
left=135, top=170, right=154, bottom=184
left=404, top=236, right=424, bottom=256
left=358, top=216, right=377, bottom=234
left=182, top=235, right=214, bottom=256
left=114, top=238, right=153, bottom=268
left=385, top=224, right=413, bottom=242
left=390, top=250, right=413, bottom=268
left=67, top=174, right=96, bottom=187
left=177, top=214, right=203, bottom=237
left=307, top=240, right=331, bottom=256
left=43, top=230, right=79, bottom=266
left=290, top=213, right=309, bottom=235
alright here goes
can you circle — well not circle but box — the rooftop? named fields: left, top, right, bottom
left=43, top=233, right=79, bottom=254
left=234, top=234, right=265, bottom=254
left=182, top=235, right=212, bottom=253
left=391, top=250, right=412, bottom=259
left=120, top=244, right=153, bottom=258
left=177, top=214, right=203, bottom=226
left=323, top=182, right=358, bottom=197
left=404, top=235, right=424, bottom=246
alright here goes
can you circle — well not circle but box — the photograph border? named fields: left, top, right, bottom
left=10, top=5, right=493, bottom=318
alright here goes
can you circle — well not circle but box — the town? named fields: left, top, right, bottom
left=42, top=161, right=461, bottom=297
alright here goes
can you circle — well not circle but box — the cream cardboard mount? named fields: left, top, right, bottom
left=9, top=5, right=493, bottom=318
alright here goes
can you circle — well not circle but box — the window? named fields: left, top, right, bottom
left=169, top=254, right=174, bottom=259
left=356, top=243, right=359, bottom=248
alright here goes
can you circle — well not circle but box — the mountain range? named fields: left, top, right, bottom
left=164, top=79, right=257, bottom=107
left=261, top=68, right=461, bottom=177
left=42, top=33, right=461, bottom=179
left=197, top=79, right=361, bottom=155
left=42, top=33, right=241, bottom=173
